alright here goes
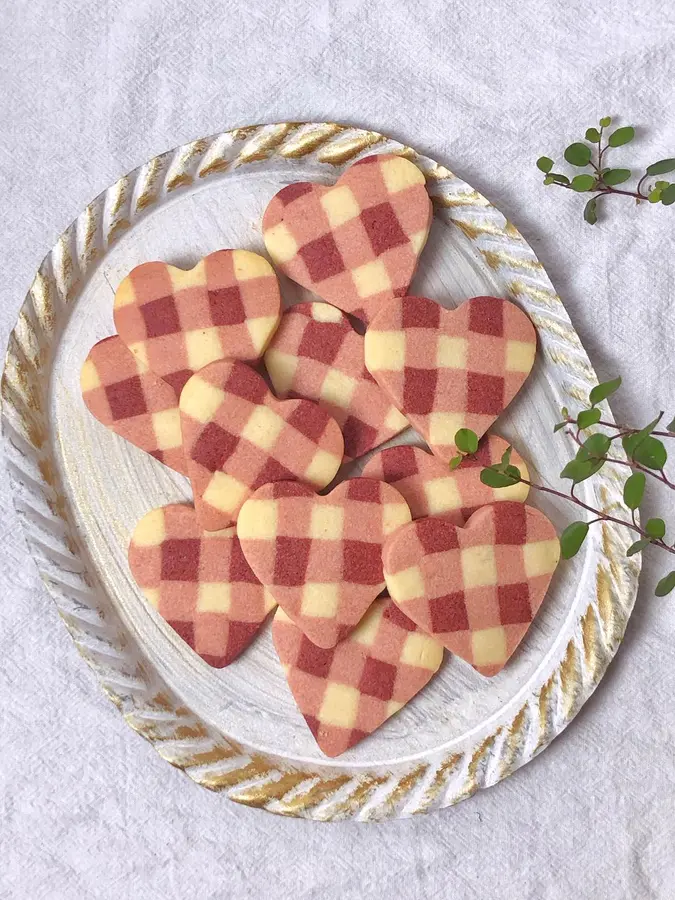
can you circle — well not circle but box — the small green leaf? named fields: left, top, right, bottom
left=603, top=168, right=631, bottom=185
left=589, top=376, right=622, bottom=405
left=548, top=173, right=571, bottom=185
left=537, top=156, right=554, bottom=173
left=577, top=433, right=611, bottom=460
left=646, top=518, right=666, bottom=539
left=655, top=181, right=670, bottom=190
left=577, top=408, right=601, bottom=429
left=599, top=116, right=612, bottom=128
left=608, top=126, right=635, bottom=147
left=561, top=407, right=569, bottom=417
left=623, top=472, right=645, bottom=510
left=480, top=467, right=519, bottom=489
left=583, top=197, right=598, bottom=224
left=631, top=436, right=667, bottom=470
left=504, top=465, right=522, bottom=482
left=564, top=142, right=592, bottom=167
left=560, top=458, right=604, bottom=483
left=500, top=446, right=513, bottom=468
left=554, top=421, right=567, bottom=433
left=454, top=428, right=478, bottom=454
left=560, top=521, right=589, bottom=559
left=544, top=175, right=555, bottom=185
left=626, top=538, right=651, bottom=557
left=585, top=127, right=601, bottom=143
left=448, top=454, right=463, bottom=471
left=571, top=174, right=596, bottom=192
left=666, top=416, right=675, bottom=433
left=646, top=158, right=675, bottom=176
left=660, top=184, right=675, bottom=205
left=655, top=571, right=675, bottom=597
left=649, top=189, right=662, bottom=203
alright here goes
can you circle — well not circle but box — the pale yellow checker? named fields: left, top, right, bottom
left=197, top=582, right=231, bottom=613
left=385, top=406, right=409, bottom=430
left=364, top=330, right=406, bottom=372
left=232, top=249, right=274, bottom=280
left=128, top=341, right=149, bottom=370
left=305, top=449, right=341, bottom=486
left=170, top=260, right=206, bottom=290
left=461, top=544, right=498, bottom=589
left=311, top=303, right=343, bottom=323
left=80, top=359, right=101, bottom=392
left=113, top=276, right=136, bottom=309
left=320, top=186, right=361, bottom=228
left=494, top=463, right=530, bottom=503
left=237, top=497, right=278, bottom=540
left=428, top=412, right=465, bottom=446
left=400, top=632, right=443, bottom=670
left=142, top=587, right=160, bottom=609
left=185, top=328, right=224, bottom=371
left=265, top=222, right=298, bottom=264
left=523, top=539, right=560, bottom=578
left=409, top=229, right=428, bottom=254
left=381, top=157, right=426, bottom=193
left=265, top=348, right=298, bottom=395
left=319, top=683, right=360, bottom=728
left=247, top=316, right=278, bottom=354
left=424, top=477, right=462, bottom=514
left=471, top=627, right=508, bottom=667
left=132, top=507, right=166, bottom=547
left=301, top=583, right=340, bottom=618
left=506, top=340, right=536, bottom=373
left=309, top=505, right=344, bottom=540
left=382, top=501, right=412, bottom=534
left=179, top=375, right=225, bottom=423
left=203, top=472, right=249, bottom=517
left=275, top=607, right=293, bottom=626
left=320, top=369, right=357, bottom=409
left=386, top=565, right=425, bottom=602
left=241, top=405, right=286, bottom=450
left=352, top=259, right=392, bottom=299
left=151, top=408, right=182, bottom=450
left=386, top=699, right=404, bottom=717
left=351, top=604, right=384, bottom=647
left=436, top=335, right=468, bottom=369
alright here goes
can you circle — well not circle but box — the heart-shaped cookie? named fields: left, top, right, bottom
left=81, top=335, right=188, bottom=475
left=365, top=295, right=537, bottom=462
left=114, top=249, right=281, bottom=394
left=383, top=502, right=559, bottom=676
left=128, top=504, right=275, bottom=667
left=180, top=360, right=343, bottom=531
left=273, top=598, right=443, bottom=757
left=264, top=301, right=409, bottom=459
left=263, top=154, right=432, bottom=323
left=238, top=479, right=411, bottom=648
left=362, top=435, right=530, bottom=523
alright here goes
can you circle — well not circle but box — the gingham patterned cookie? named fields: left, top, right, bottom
left=273, top=598, right=443, bottom=757
left=180, top=360, right=343, bottom=531
left=264, top=301, right=409, bottom=459
left=383, top=502, right=560, bottom=676
left=361, top=435, right=530, bottom=524
left=128, top=504, right=275, bottom=667
left=114, top=249, right=281, bottom=394
left=365, top=295, right=537, bottom=462
left=238, top=479, right=412, bottom=649
left=81, top=335, right=188, bottom=475
left=263, top=154, right=432, bottom=324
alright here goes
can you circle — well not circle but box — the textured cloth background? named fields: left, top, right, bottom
left=2, top=1, right=675, bottom=897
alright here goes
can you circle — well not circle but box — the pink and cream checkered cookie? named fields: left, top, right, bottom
left=383, top=502, right=560, bottom=676
left=365, top=295, right=537, bottom=463
left=361, top=435, right=530, bottom=524
left=262, top=154, right=433, bottom=324
left=128, top=504, right=275, bottom=667
left=264, top=301, right=409, bottom=459
left=114, top=250, right=281, bottom=395
left=180, top=360, right=343, bottom=531
left=81, top=335, right=188, bottom=475
left=273, top=597, right=443, bottom=757
left=237, top=479, right=412, bottom=649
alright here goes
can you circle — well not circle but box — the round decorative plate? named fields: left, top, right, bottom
left=2, top=123, right=640, bottom=820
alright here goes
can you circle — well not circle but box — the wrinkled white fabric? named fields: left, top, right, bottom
left=2, top=1, right=675, bottom=897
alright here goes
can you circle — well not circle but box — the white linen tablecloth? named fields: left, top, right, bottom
left=2, top=1, right=675, bottom=897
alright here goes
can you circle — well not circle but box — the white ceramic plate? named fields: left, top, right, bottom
left=2, top=123, right=640, bottom=820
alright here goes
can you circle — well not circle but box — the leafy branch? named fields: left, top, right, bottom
left=536, top=116, right=675, bottom=224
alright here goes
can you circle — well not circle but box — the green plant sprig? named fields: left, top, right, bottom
left=452, top=377, right=675, bottom=597
left=536, top=116, right=675, bottom=224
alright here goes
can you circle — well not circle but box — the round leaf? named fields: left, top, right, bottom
left=655, top=181, right=670, bottom=190
left=656, top=571, right=675, bottom=597
left=599, top=116, right=612, bottom=128
left=549, top=173, right=571, bottom=185
left=608, top=126, right=635, bottom=147
left=649, top=189, right=662, bottom=203
left=560, top=458, right=603, bottom=483
left=454, top=428, right=478, bottom=454
left=585, top=127, right=601, bottom=143
left=603, top=168, right=631, bottom=185
left=560, top=521, right=589, bottom=560
left=646, top=518, right=666, bottom=540
left=627, top=538, right=651, bottom=557
left=589, top=376, right=622, bottom=405
left=448, top=454, right=463, bottom=471
left=584, top=197, right=598, bottom=224
left=660, top=184, right=675, bottom=206
left=580, top=433, right=611, bottom=459
left=537, top=156, right=554, bottom=173
left=544, top=175, right=555, bottom=185
left=623, top=472, right=645, bottom=510
left=632, top=436, right=667, bottom=470
left=646, top=158, right=675, bottom=176
left=480, top=467, right=519, bottom=489
left=564, top=142, right=592, bottom=167
left=577, top=408, right=601, bottom=429
left=571, top=174, right=595, bottom=192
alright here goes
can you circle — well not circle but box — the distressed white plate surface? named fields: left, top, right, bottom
left=2, top=123, right=640, bottom=820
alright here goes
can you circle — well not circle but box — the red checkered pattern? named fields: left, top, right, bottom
left=180, top=360, right=343, bottom=532
left=264, top=301, right=409, bottom=460
left=263, top=154, right=432, bottom=324
left=365, top=295, right=537, bottom=463
left=237, top=479, right=412, bottom=649
left=128, top=504, right=275, bottom=667
left=361, top=435, right=530, bottom=524
left=80, top=335, right=188, bottom=475
left=273, top=597, right=443, bottom=757
left=113, top=249, right=281, bottom=394
left=383, top=502, right=560, bottom=676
